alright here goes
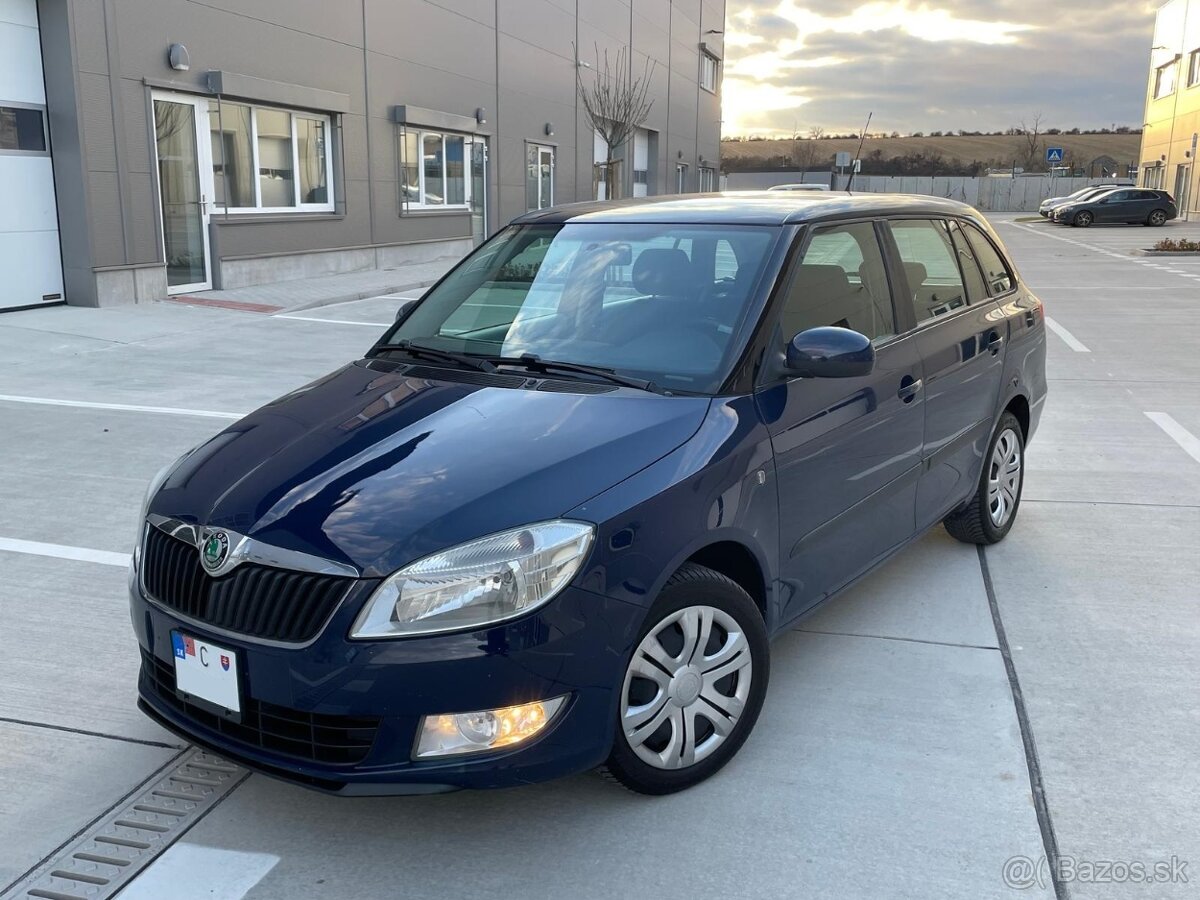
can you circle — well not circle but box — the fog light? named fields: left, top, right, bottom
left=415, top=696, right=567, bottom=759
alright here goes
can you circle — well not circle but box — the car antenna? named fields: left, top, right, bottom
left=845, top=111, right=872, bottom=194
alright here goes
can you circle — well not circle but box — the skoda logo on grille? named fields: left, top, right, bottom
left=201, top=530, right=230, bottom=573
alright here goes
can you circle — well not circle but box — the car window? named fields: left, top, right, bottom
left=963, top=224, right=1015, bottom=295
left=391, top=222, right=779, bottom=393
left=947, top=221, right=988, bottom=304
left=1135, top=190, right=1159, bottom=201
left=778, top=222, right=896, bottom=343
left=889, top=219, right=968, bottom=323
left=1105, top=191, right=1131, bottom=202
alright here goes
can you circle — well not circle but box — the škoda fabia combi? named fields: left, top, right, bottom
left=132, top=193, right=1045, bottom=795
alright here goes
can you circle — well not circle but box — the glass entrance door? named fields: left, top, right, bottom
left=469, top=138, right=487, bottom=245
left=152, top=93, right=212, bottom=292
left=1175, top=164, right=1191, bottom=219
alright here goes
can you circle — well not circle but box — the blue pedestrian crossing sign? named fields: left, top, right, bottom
left=1046, top=147, right=1064, bottom=163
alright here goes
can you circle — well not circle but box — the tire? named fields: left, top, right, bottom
left=601, top=563, right=769, bottom=795
left=1073, top=211, right=1093, bottom=228
left=943, top=412, right=1025, bottom=545
left=1148, top=209, right=1168, bottom=227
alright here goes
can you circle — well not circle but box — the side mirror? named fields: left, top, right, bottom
left=394, top=298, right=419, bottom=322
left=785, top=326, right=875, bottom=378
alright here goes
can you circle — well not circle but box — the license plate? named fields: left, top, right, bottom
left=171, top=631, right=240, bottom=713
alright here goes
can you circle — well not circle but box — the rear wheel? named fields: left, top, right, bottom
left=1147, top=209, right=1169, bottom=227
left=943, top=412, right=1025, bottom=545
left=1073, top=211, right=1093, bottom=228
left=602, top=564, right=769, bottom=795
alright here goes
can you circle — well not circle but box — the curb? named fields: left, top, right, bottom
left=1130, top=249, right=1200, bottom=257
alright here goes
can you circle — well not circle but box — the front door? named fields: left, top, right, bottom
left=152, top=92, right=212, bottom=293
left=1173, top=168, right=1190, bottom=216
left=469, top=138, right=488, bottom=245
left=758, top=220, right=924, bottom=623
left=887, top=218, right=1007, bottom=527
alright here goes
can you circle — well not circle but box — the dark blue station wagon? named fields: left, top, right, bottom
left=132, top=193, right=1047, bottom=795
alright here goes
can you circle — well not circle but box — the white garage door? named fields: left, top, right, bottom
left=0, top=0, right=63, bottom=311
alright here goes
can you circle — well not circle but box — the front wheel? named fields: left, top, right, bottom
left=943, top=411, right=1025, bottom=545
left=1147, top=209, right=1169, bottom=227
left=1073, top=211, right=1094, bottom=228
left=601, top=564, right=769, bottom=794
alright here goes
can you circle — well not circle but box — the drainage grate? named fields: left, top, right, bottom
left=1, top=750, right=248, bottom=900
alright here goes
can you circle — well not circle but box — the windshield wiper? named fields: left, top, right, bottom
left=492, top=353, right=663, bottom=393
left=383, top=340, right=496, bottom=373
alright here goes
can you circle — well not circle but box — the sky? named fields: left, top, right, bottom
left=722, top=0, right=1162, bottom=137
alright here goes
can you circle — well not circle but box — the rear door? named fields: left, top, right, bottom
left=1095, top=189, right=1134, bottom=223
left=885, top=218, right=1006, bottom=529
left=756, top=220, right=924, bottom=622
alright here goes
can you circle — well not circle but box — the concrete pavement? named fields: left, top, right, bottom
left=1, top=215, right=1197, bottom=899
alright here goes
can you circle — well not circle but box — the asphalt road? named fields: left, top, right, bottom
left=1, top=214, right=1196, bottom=899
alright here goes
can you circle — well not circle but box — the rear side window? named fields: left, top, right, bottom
left=778, top=222, right=896, bottom=342
left=889, top=219, right=967, bottom=323
left=962, top=224, right=1014, bottom=295
left=947, top=221, right=988, bottom=304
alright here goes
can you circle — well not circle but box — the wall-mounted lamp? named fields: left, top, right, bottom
left=704, top=29, right=724, bottom=35
left=475, top=107, right=487, bottom=125
left=677, top=149, right=684, bottom=159
left=577, top=60, right=592, bottom=69
left=167, top=43, right=190, bottom=71
left=544, top=122, right=555, bottom=137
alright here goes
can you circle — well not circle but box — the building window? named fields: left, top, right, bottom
left=700, top=52, right=719, bottom=93
left=1189, top=50, right=1200, bottom=88
left=1154, top=60, right=1178, bottom=99
left=1143, top=164, right=1165, bottom=190
left=208, top=101, right=334, bottom=212
left=675, top=163, right=688, bottom=193
left=0, top=104, right=48, bottom=154
left=399, top=129, right=467, bottom=209
left=699, top=166, right=716, bottom=192
left=526, top=143, right=555, bottom=211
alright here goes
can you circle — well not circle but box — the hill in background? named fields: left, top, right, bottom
left=721, top=133, right=1143, bottom=177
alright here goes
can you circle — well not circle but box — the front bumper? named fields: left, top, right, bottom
left=131, top=580, right=646, bottom=793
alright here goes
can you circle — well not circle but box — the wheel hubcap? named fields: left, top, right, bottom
left=987, top=427, right=1022, bottom=527
left=620, top=605, right=753, bottom=770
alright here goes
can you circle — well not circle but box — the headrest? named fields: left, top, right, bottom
left=632, top=248, right=692, bottom=296
left=903, top=262, right=928, bottom=289
left=793, top=264, right=851, bottom=295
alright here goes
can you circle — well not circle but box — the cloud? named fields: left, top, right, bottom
left=723, top=0, right=1160, bottom=136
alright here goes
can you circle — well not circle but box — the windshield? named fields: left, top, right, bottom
left=379, top=222, right=780, bottom=393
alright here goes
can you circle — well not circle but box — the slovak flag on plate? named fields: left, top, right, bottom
left=220, top=654, right=230, bottom=671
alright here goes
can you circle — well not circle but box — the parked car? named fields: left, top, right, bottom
left=768, top=183, right=831, bottom=191
left=1039, top=182, right=1134, bottom=217
left=1053, top=188, right=1177, bottom=227
left=132, top=193, right=1046, bottom=796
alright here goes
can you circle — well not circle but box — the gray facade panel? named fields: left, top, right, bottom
left=40, top=0, right=726, bottom=306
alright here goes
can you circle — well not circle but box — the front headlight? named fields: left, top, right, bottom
left=350, top=520, right=595, bottom=638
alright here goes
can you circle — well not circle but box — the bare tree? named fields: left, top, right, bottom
left=1018, top=114, right=1044, bottom=171
left=575, top=43, right=655, bottom=199
left=809, top=125, right=825, bottom=141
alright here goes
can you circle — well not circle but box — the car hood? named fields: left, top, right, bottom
left=151, top=361, right=710, bottom=576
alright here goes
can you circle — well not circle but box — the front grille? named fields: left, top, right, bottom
left=141, top=525, right=352, bottom=643
left=141, top=651, right=380, bottom=766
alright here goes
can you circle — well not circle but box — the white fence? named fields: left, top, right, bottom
left=725, top=171, right=1125, bottom=212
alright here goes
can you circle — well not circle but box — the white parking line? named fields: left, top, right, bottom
left=0, top=536, right=130, bottom=567
left=119, top=844, right=280, bottom=900
left=273, top=314, right=391, bottom=327
left=1043, top=317, right=1091, bottom=352
left=0, top=394, right=242, bottom=419
left=1145, top=412, right=1200, bottom=465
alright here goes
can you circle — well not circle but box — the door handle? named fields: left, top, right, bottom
left=986, top=331, right=1004, bottom=354
left=897, top=376, right=922, bottom=403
